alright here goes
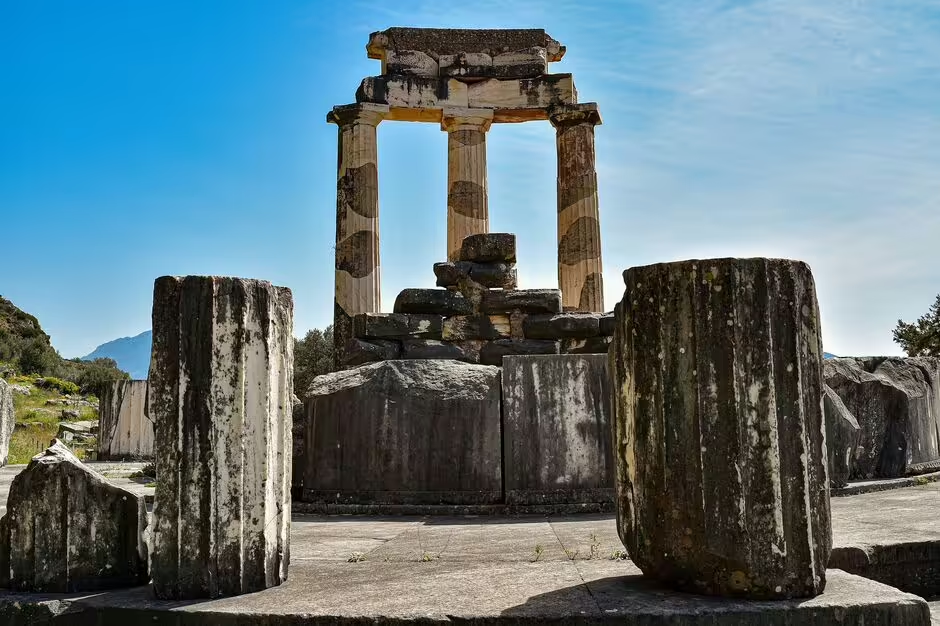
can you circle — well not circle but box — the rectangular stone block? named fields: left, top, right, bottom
left=459, top=233, right=516, bottom=263
left=524, top=312, right=602, bottom=339
left=467, top=74, right=576, bottom=110
left=357, top=76, right=469, bottom=109
left=443, top=315, right=511, bottom=341
left=434, top=262, right=516, bottom=290
left=482, top=289, right=562, bottom=315
left=502, top=355, right=613, bottom=505
left=149, top=276, right=293, bottom=600
left=97, top=380, right=153, bottom=460
left=480, top=339, right=559, bottom=366
left=303, top=360, right=502, bottom=505
left=353, top=312, right=443, bottom=339
left=385, top=50, right=438, bottom=78
left=561, top=336, right=611, bottom=354
left=394, top=288, right=474, bottom=316
left=367, top=28, right=565, bottom=62
left=401, top=338, right=482, bottom=363
left=439, top=49, right=547, bottom=79
left=356, top=75, right=575, bottom=116
left=342, top=338, right=401, bottom=367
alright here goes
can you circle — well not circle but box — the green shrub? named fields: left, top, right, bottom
left=35, top=376, right=80, bottom=395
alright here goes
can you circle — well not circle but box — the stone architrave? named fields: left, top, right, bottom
left=98, top=380, right=153, bottom=460
left=0, top=379, right=14, bottom=466
left=610, top=258, right=831, bottom=599
left=549, top=104, right=603, bottom=312
left=149, top=276, right=293, bottom=600
left=0, top=440, right=148, bottom=592
left=328, top=103, right=389, bottom=369
left=502, top=354, right=613, bottom=504
left=303, top=360, right=502, bottom=505
left=442, top=108, right=494, bottom=261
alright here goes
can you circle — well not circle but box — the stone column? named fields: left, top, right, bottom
left=442, top=108, right=494, bottom=262
left=328, top=103, right=388, bottom=369
left=609, top=258, right=831, bottom=599
left=550, top=103, right=604, bottom=312
left=149, top=276, right=294, bottom=600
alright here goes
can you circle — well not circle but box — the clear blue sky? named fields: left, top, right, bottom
left=2, top=0, right=938, bottom=358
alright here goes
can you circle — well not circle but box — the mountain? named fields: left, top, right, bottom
left=81, top=330, right=151, bottom=380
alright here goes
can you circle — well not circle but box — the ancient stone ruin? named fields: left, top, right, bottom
left=98, top=379, right=152, bottom=460
left=825, top=356, right=940, bottom=480
left=344, top=233, right=614, bottom=368
left=0, top=380, right=14, bottom=466
left=149, top=276, right=293, bottom=599
left=610, top=258, right=831, bottom=599
left=329, top=27, right=604, bottom=366
left=0, top=440, right=148, bottom=592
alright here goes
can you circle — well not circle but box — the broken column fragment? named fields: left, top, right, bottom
left=0, top=379, right=13, bottom=466
left=610, top=258, right=831, bottom=599
left=0, top=440, right=148, bottom=592
left=149, top=276, right=293, bottom=600
left=98, top=379, right=153, bottom=460
left=824, top=356, right=940, bottom=478
left=824, top=385, right=861, bottom=488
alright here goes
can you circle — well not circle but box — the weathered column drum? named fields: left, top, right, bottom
left=609, top=258, right=831, bottom=599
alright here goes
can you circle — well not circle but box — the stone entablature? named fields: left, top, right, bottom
left=329, top=28, right=604, bottom=367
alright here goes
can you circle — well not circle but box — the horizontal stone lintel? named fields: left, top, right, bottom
left=367, top=28, right=565, bottom=63
left=355, top=75, right=576, bottom=117
left=353, top=312, right=443, bottom=339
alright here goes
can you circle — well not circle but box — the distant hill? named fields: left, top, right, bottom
left=81, top=331, right=151, bottom=380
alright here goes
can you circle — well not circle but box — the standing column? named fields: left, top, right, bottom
left=442, top=108, right=494, bottom=262
left=328, top=103, right=388, bottom=369
left=550, top=103, right=604, bottom=312
left=149, top=276, right=294, bottom=599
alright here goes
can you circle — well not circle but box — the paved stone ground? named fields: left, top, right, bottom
left=0, top=464, right=936, bottom=623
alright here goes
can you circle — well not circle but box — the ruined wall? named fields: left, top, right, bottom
left=98, top=380, right=153, bottom=460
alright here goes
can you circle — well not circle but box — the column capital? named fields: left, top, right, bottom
left=549, top=103, right=602, bottom=129
left=327, top=103, right=390, bottom=127
left=441, top=107, right=494, bottom=133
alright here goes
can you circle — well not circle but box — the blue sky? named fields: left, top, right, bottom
left=1, top=0, right=938, bottom=359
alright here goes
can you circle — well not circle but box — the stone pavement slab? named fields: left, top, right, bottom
left=0, top=566, right=927, bottom=624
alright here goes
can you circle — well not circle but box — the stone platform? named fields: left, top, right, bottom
left=0, top=563, right=927, bottom=624
left=0, top=468, right=936, bottom=623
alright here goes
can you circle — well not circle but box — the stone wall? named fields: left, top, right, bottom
left=98, top=380, right=153, bottom=460
left=304, top=360, right=502, bottom=505
left=501, top=354, right=613, bottom=505
left=825, top=356, right=940, bottom=478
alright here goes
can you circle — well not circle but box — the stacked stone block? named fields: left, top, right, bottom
left=343, top=234, right=614, bottom=368
left=149, top=276, right=293, bottom=600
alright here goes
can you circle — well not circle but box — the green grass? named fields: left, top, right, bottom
left=6, top=379, right=99, bottom=464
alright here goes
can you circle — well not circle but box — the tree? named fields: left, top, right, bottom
left=893, top=294, right=940, bottom=357
left=293, top=326, right=334, bottom=400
